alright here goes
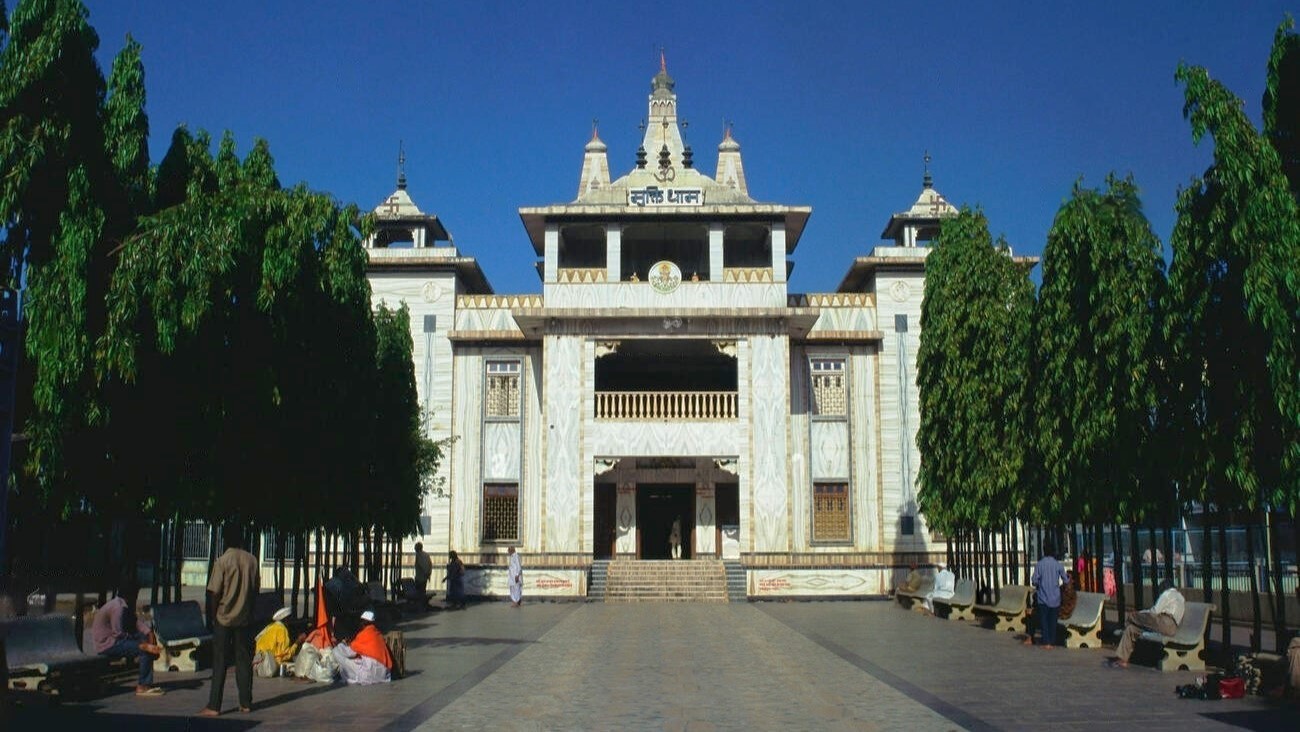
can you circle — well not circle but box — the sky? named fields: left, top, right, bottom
left=80, top=1, right=1297, bottom=295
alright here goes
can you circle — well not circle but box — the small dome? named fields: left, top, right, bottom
left=718, top=130, right=740, bottom=152
left=585, top=135, right=607, bottom=153
left=651, top=51, right=675, bottom=95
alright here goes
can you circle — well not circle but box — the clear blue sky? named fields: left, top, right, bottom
left=83, top=1, right=1295, bottom=294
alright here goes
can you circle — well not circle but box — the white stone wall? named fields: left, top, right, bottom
left=544, top=282, right=786, bottom=309
left=748, top=334, right=791, bottom=553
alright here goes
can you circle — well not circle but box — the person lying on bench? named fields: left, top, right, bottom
left=895, top=561, right=922, bottom=596
left=1107, top=580, right=1184, bottom=669
left=91, top=582, right=164, bottom=696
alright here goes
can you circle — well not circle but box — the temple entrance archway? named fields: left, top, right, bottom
left=636, top=484, right=694, bottom=559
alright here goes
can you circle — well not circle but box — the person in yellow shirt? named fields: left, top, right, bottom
left=253, top=607, right=298, bottom=677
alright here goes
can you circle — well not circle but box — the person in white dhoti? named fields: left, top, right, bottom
left=507, top=547, right=523, bottom=608
left=331, top=611, right=392, bottom=685
left=669, top=517, right=682, bottom=559
left=921, top=560, right=956, bottom=614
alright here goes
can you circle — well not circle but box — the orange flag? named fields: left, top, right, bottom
left=305, top=577, right=334, bottom=649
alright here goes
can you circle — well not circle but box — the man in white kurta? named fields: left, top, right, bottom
left=922, top=562, right=956, bottom=613
left=507, top=547, right=523, bottom=607
left=331, top=611, right=391, bottom=685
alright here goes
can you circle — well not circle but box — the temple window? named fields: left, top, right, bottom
left=485, top=360, right=521, bottom=419
left=812, top=483, right=851, bottom=542
left=810, top=358, right=847, bottom=417
left=482, top=483, right=519, bottom=542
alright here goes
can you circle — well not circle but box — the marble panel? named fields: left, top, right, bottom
left=749, top=335, right=790, bottom=552
left=695, top=484, right=716, bottom=556
left=482, top=421, right=521, bottom=481
left=587, top=421, right=742, bottom=457
left=464, top=567, right=586, bottom=598
left=749, top=568, right=888, bottom=597
left=810, top=420, right=849, bottom=480
left=543, top=335, right=583, bottom=552
left=543, top=282, right=787, bottom=309
left=615, top=482, right=636, bottom=555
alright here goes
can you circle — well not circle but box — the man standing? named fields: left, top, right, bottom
left=1028, top=542, right=1068, bottom=647
left=200, top=523, right=260, bottom=716
left=507, top=547, right=523, bottom=608
left=413, top=542, right=433, bottom=600
left=1108, top=580, right=1185, bottom=669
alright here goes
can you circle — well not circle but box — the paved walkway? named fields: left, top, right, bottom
left=5, top=601, right=1297, bottom=731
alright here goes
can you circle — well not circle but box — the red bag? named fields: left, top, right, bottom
left=1217, top=676, right=1245, bottom=699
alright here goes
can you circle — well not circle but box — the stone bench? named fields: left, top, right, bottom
left=934, top=578, right=977, bottom=621
left=151, top=600, right=211, bottom=673
left=1139, top=601, right=1213, bottom=672
left=973, top=584, right=1032, bottom=633
left=1058, top=591, right=1105, bottom=649
left=1, top=614, right=109, bottom=695
left=894, top=577, right=934, bottom=610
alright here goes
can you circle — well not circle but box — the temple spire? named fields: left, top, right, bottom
left=397, top=141, right=407, bottom=190
left=923, top=150, right=932, bottom=189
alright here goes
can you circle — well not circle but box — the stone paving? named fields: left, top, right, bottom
left=4, top=600, right=1298, bottom=731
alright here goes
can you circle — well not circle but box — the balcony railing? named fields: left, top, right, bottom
left=595, top=391, right=738, bottom=421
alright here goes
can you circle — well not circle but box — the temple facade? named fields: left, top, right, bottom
left=365, top=60, right=964, bottom=598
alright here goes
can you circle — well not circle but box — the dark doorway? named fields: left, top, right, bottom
left=594, top=483, right=617, bottom=559
left=637, top=484, right=694, bottom=559
left=716, top=483, right=739, bottom=556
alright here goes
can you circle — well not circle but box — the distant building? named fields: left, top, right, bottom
left=365, top=59, right=967, bottom=598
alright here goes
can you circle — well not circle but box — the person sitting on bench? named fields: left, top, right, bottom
left=895, top=561, right=923, bottom=596
left=1108, top=579, right=1184, bottom=669
left=91, top=582, right=164, bottom=696
left=921, top=560, right=955, bottom=615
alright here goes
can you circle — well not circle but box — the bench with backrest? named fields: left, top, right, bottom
left=2, top=614, right=109, bottom=695
left=151, top=600, right=211, bottom=673
left=934, top=578, right=977, bottom=621
left=1138, top=601, right=1213, bottom=672
left=973, top=584, right=1033, bottom=632
left=895, top=576, right=935, bottom=610
left=1058, top=591, right=1106, bottom=648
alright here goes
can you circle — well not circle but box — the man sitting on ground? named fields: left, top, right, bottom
left=254, top=607, right=298, bottom=677
left=331, top=610, right=392, bottom=685
left=91, top=583, right=164, bottom=696
left=1108, top=579, right=1184, bottom=669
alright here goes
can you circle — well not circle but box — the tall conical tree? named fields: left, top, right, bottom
left=917, top=209, right=1034, bottom=538
left=1264, top=16, right=1300, bottom=199
left=1166, top=57, right=1300, bottom=648
left=1031, top=176, right=1166, bottom=530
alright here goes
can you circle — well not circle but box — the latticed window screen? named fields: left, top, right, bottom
left=483, top=484, right=519, bottom=542
left=810, top=358, right=847, bottom=416
left=485, top=360, right=521, bottom=418
left=813, top=483, right=850, bottom=541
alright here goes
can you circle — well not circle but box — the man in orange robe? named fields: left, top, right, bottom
left=332, top=610, right=391, bottom=685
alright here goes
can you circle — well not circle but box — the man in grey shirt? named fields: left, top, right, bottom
left=1109, top=580, right=1185, bottom=669
left=199, top=523, right=260, bottom=716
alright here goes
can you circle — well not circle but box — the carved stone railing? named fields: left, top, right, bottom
left=595, top=391, right=738, bottom=420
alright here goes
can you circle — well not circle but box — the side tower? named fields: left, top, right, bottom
left=365, top=155, right=492, bottom=564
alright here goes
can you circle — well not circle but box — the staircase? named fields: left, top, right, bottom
left=603, top=559, right=729, bottom=602
left=723, top=560, right=747, bottom=602
left=588, top=559, right=610, bottom=601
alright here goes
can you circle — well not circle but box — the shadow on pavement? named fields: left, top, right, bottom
left=4, top=706, right=259, bottom=731
left=1200, top=707, right=1300, bottom=730
left=403, top=636, right=536, bottom=650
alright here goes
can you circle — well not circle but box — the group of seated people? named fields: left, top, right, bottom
left=86, top=585, right=393, bottom=692
left=253, top=606, right=393, bottom=685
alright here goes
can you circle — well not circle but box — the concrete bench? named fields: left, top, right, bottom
left=894, top=577, right=934, bottom=610
left=1139, top=601, right=1213, bottom=672
left=973, top=584, right=1032, bottom=632
left=1058, top=591, right=1105, bottom=648
left=151, top=600, right=211, bottom=673
left=934, top=578, right=977, bottom=621
left=1, top=614, right=109, bottom=695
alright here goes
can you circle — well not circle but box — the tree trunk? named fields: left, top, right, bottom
left=1147, top=524, right=1160, bottom=600
left=1217, top=515, right=1231, bottom=650
left=1201, top=517, right=1214, bottom=604
left=1244, top=521, right=1261, bottom=653
left=1128, top=524, right=1144, bottom=611
left=1111, top=523, right=1127, bottom=617
left=1266, top=511, right=1288, bottom=653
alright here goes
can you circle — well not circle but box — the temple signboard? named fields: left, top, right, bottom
left=627, top=186, right=704, bottom=207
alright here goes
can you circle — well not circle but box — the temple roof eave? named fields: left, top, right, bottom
left=835, top=252, right=1040, bottom=292
left=366, top=255, right=494, bottom=294
left=518, top=205, right=812, bottom=256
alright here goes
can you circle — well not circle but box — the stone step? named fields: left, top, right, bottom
left=603, top=559, right=729, bottom=603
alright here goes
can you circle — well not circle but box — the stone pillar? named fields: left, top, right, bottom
left=544, top=224, right=559, bottom=283
left=615, top=482, right=637, bottom=557
left=606, top=224, right=622, bottom=283
left=695, top=481, right=716, bottom=557
left=770, top=222, right=786, bottom=283
left=709, top=223, right=724, bottom=281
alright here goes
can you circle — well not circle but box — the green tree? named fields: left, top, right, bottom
left=1264, top=16, right=1300, bottom=199
left=1030, top=176, right=1166, bottom=610
left=1166, top=55, right=1300, bottom=649
left=917, top=208, right=1034, bottom=586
